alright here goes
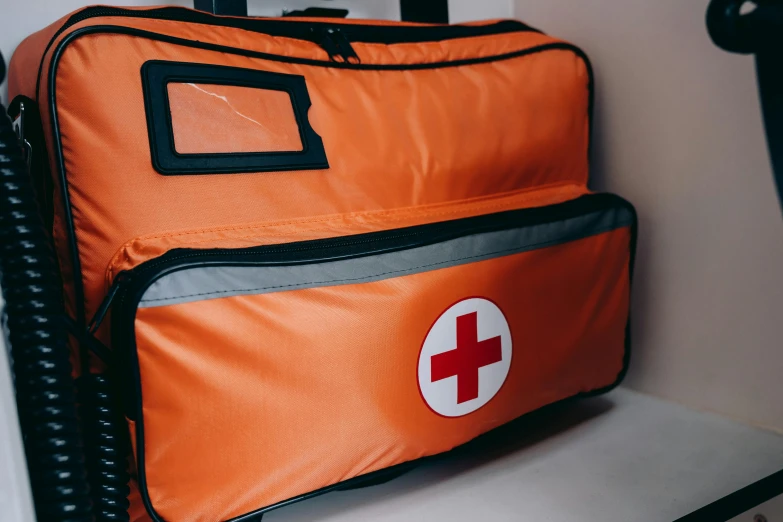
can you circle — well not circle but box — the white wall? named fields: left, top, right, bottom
left=514, top=0, right=783, bottom=431
left=0, top=0, right=512, bottom=104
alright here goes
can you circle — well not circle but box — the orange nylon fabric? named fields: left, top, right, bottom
left=10, top=12, right=590, bottom=324
left=135, top=227, right=631, bottom=521
left=5, top=9, right=622, bottom=522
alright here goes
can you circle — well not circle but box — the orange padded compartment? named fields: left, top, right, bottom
left=133, top=225, right=632, bottom=521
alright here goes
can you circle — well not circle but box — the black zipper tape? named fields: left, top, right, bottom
left=36, top=5, right=537, bottom=94
left=54, top=6, right=537, bottom=46
left=323, top=28, right=361, bottom=63
left=106, top=193, right=632, bottom=326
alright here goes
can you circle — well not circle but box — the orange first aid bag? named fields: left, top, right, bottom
left=9, top=6, right=636, bottom=521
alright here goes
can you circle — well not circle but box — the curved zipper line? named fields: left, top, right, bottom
left=35, top=6, right=537, bottom=101
left=121, top=194, right=624, bottom=294
left=54, top=24, right=581, bottom=71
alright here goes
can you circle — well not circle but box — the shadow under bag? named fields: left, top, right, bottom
left=8, top=6, right=636, bottom=521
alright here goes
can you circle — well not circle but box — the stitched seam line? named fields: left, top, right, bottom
left=106, top=182, right=586, bottom=282
left=125, top=182, right=581, bottom=242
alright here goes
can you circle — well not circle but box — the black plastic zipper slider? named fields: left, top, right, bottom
left=330, top=28, right=360, bottom=63
left=87, top=271, right=132, bottom=334
left=318, top=27, right=361, bottom=63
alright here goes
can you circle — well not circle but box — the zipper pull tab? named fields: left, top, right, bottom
left=317, top=27, right=342, bottom=61
left=88, top=271, right=131, bottom=334
left=329, top=28, right=360, bottom=64
left=318, top=27, right=361, bottom=64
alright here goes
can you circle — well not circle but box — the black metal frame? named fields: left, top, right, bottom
left=675, top=469, right=783, bottom=522
left=194, top=0, right=449, bottom=23
left=707, top=0, right=783, bottom=214
left=400, top=0, right=449, bottom=23
left=194, top=0, right=247, bottom=16
left=668, top=2, right=783, bottom=520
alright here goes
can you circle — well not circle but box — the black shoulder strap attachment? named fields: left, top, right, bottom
left=708, top=0, right=783, bottom=215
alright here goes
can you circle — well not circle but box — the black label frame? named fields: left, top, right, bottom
left=141, top=60, right=329, bottom=175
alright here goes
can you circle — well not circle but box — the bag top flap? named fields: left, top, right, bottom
left=9, top=6, right=593, bottom=324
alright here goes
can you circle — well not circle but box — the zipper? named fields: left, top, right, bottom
left=321, top=28, right=360, bottom=63
left=87, top=271, right=129, bottom=334
left=101, top=193, right=626, bottom=334
left=93, top=193, right=621, bottom=333
left=316, top=27, right=360, bottom=63
left=53, top=6, right=537, bottom=43
left=45, top=6, right=536, bottom=66
left=37, top=5, right=538, bottom=104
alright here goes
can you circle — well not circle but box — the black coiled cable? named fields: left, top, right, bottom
left=2, top=49, right=130, bottom=520
left=0, top=99, right=93, bottom=519
left=77, top=374, right=130, bottom=521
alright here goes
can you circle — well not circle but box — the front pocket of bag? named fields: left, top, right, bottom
left=113, top=193, right=636, bottom=522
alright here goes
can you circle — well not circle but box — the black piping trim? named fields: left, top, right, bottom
left=674, top=469, right=783, bottom=522
left=46, top=23, right=595, bottom=369
left=48, top=34, right=87, bottom=373
left=114, top=193, right=636, bottom=522
left=52, top=24, right=590, bottom=71
left=35, top=6, right=538, bottom=100
left=675, top=470, right=783, bottom=522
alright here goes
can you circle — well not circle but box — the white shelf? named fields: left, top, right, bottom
left=266, top=388, right=783, bottom=522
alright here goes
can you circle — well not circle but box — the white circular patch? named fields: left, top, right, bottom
left=417, top=297, right=512, bottom=417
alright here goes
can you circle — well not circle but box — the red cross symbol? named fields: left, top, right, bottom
left=430, top=311, right=503, bottom=404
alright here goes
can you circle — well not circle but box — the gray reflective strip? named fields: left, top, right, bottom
left=139, top=206, right=633, bottom=308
